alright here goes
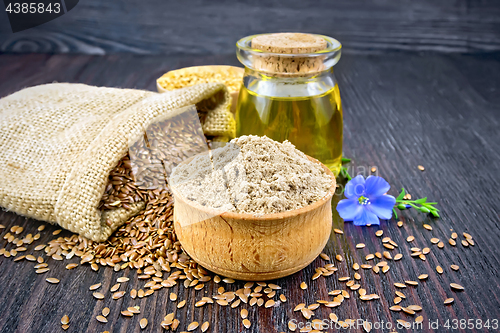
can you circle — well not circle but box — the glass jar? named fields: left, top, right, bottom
left=235, top=33, right=343, bottom=175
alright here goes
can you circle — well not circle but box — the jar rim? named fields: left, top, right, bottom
left=236, top=33, right=341, bottom=57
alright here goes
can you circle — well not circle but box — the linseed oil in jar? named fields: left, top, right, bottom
left=235, top=33, right=343, bottom=175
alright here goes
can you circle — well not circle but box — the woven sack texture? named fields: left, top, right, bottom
left=0, top=82, right=232, bottom=242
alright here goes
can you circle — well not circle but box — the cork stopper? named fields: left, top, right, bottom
left=250, top=33, right=328, bottom=75
left=251, top=33, right=327, bottom=54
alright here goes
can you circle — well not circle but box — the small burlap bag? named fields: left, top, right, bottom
left=0, top=82, right=233, bottom=242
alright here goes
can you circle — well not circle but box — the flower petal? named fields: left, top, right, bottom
left=353, top=208, right=380, bottom=226
left=344, top=175, right=366, bottom=199
left=336, top=199, right=363, bottom=221
left=364, top=176, right=391, bottom=198
left=367, top=194, right=396, bottom=220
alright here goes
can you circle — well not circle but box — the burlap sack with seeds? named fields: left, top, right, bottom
left=0, top=82, right=234, bottom=242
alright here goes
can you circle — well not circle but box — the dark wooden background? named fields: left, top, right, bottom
left=0, top=51, right=499, bottom=333
left=1, top=1, right=500, bottom=332
left=1, top=0, right=500, bottom=54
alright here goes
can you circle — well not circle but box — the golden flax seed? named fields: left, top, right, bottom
left=450, top=283, right=464, bottom=291
left=96, top=315, right=107, bottom=323
left=140, top=318, right=148, bottom=329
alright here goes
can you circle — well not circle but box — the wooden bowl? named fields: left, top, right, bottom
left=172, top=155, right=336, bottom=281
left=156, top=65, right=244, bottom=113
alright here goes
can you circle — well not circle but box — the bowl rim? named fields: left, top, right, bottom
left=171, top=153, right=336, bottom=221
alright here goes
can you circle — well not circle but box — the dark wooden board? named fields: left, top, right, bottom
left=1, top=0, right=500, bottom=55
left=0, top=52, right=500, bottom=333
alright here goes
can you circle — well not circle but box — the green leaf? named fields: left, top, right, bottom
left=392, top=207, right=398, bottom=219
left=341, top=157, right=351, bottom=163
left=396, top=188, right=406, bottom=201
left=414, top=197, right=427, bottom=204
left=431, top=211, right=440, bottom=218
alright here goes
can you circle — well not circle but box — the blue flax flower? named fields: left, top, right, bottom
left=337, top=175, right=396, bottom=226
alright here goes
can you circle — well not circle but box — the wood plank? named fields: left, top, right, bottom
left=0, top=0, right=500, bottom=54
left=0, top=53, right=499, bottom=333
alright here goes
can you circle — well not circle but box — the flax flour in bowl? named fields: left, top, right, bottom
left=170, top=135, right=333, bottom=215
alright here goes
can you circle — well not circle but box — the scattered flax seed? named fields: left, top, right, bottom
left=382, top=266, right=390, bottom=273
left=334, top=229, right=343, bottom=234
left=177, top=300, right=186, bottom=308
left=35, top=268, right=50, bottom=274
left=336, top=255, right=343, bottom=261
left=375, top=230, right=383, bottom=237
left=394, top=253, right=403, bottom=261
left=280, top=294, right=287, bottom=302
left=449, top=239, right=456, bottom=246
left=52, top=229, right=62, bottom=235
left=170, top=293, right=177, bottom=301
left=121, top=310, right=133, bottom=317
left=394, top=283, right=406, bottom=288
left=356, top=243, right=365, bottom=249
left=268, top=283, right=281, bottom=290
left=371, top=167, right=377, bottom=173
left=110, top=283, right=120, bottom=292
left=451, top=232, right=458, bottom=239
left=93, top=292, right=105, bottom=300
left=405, top=281, right=418, bottom=286
left=294, top=303, right=305, bottom=311
left=463, top=232, right=472, bottom=239
left=407, top=305, right=422, bottom=311
left=423, top=224, right=432, bottom=231
left=430, top=238, right=440, bottom=244
left=26, top=255, right=36, bottom=261
left=394, top=297, right=402, bottom=304
left=390, top=305, right=402, bottom=311
left=130, top=289, right=137, bottom=298
left=444, top=298, right=455, bottom=305
left=397, top=221, right=403, bottom=227
left=213, top=276, right=221, bottom=283
left=223, top=278, right=235, bottom=284
left=140, top=318, right=148, bottom=329
left=416, top=315, right=424, bottom=324
left=451, top=265, right=459, bottom=271
left=188, top=322, right=199, bottom=331
left=450, top=283, right=464, bottom=291
left=320, top=253, right=330, bottom=261
left=397, top=319, right=411, bottom=329
left=461, top=240, right=469, bottom=247
left=407, top=236, right=415, bottom=242
left=117, top=277, right=129, bottom=283
left=96, top=315, right=108, bottom=323
left=89, top=283, right=101, bottom=291
left=241, top=309, right=248, bottom=319
left=402, top=307, right=415, bottom=315
left=438, top=241, right=445, bottom=248
left=112, top=291, right=125, bottom=300
left=128, top=307, right=140, bottom=314
left=422, top=247, right=430, bottom=254
left=201, top=321, right=210, bottom=332
left=418, top=165, right=425, bottom=171
left=300, top=282, right=307, bottom=290
left=102, top=308, right=110, bottom=317
left=61, top=315, right=69, bottom=325
left=65, top=263, right=78, bottom=270
left=288, top=320, right=297, bottom=331
left=395, top=291, right=406, bottom=299
left=46, top=278, right=59, bottom=284
left=243, top=319, right=251, bottom=328
left=436, top=266, right=444, bottom=274
left=265, top=300, right=275, bottom=308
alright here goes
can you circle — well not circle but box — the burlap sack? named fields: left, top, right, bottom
left=0, top=82, right=233, bottom=242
